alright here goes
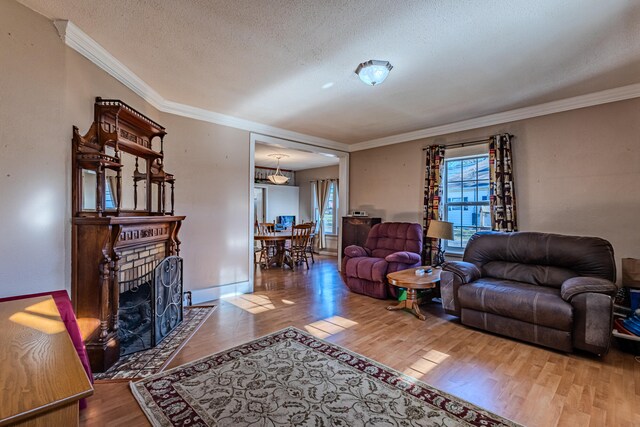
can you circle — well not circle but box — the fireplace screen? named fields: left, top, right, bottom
left=119, top=256, right=183, bottom=356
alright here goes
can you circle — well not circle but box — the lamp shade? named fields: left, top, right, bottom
left=622, top=258, right=640, bottom=289
left=355, top=60, right=393, bottom=86
left=266, top=153, right=290, bottom=185
left=426, top=220, right=454, bottom=240
left=267, top=174, right=289, bottom=185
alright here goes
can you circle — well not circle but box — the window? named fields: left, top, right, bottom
left=314, top=181, right=339, bottom=235
left=443, top=155, right=491, bottom=253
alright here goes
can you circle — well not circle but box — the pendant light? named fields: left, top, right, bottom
left=267, top=154, right=290, bottom=185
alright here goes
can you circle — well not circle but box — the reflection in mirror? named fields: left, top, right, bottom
left=81, top=169, right=97, bottom=211
left=91, top=146, right=151, bottom=212
left=120, top=153, right=135, bottom=210
left=132, top=156, right=148, bottom=211
left=151, top=181, right=159, bottom=213
left=104, top=168, right=118, bottom=210
left=106, top=151, right=147, bottom=211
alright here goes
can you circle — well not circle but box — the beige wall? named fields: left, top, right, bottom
left=260, top=184, right=299, bottom=224
left=296, top=165, right=339, bottom=254
left=0, top=0, right=250, bottom=297
left=161, top=113, right=250, bottom=290
left=296, top=165, right=340, bottom=222
left=350, top=98, right=640, bottom=280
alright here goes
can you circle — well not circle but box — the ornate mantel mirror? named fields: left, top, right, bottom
left=73, top=98, right=174, bottom=216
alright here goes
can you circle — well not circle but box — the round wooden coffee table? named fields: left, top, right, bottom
left=386, top=266, right=441, bottom=320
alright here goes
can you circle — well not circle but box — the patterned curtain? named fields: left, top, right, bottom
left=489, top=134, right=517, bottom=232
left=422, top=145, right=446, bottom=264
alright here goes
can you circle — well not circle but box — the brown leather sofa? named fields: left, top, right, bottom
left=441, top=231, right=617, bottom=355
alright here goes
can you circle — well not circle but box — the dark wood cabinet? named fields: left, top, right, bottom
left=341, top=217, right=382, bottom=251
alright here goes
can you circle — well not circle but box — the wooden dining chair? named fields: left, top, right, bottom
left=286, top=223, right=313, bottom=270
left=305, top=222, right=316, bottom=264
left=257, top=222, right=277, bottom=268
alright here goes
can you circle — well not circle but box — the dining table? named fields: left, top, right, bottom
left=254, top=231, right=294, bottom=269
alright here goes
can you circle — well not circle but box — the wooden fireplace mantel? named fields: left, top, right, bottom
left=71, top=98, right=185, bottom=373
left=72, top=215, right=185, bottom=373
left=73, top=215, right=185, bottom=250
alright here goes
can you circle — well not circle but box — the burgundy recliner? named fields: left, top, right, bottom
left=341, top=222, right=423, bottom=299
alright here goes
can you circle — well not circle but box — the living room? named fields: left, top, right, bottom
left=1, top=1, right=639, bottom=426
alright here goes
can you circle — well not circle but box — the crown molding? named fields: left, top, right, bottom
left=160, top=99, right=349, bottom=152
left=54, top=20, right=165, bottom=108
left=53, top=20, right=349, bottom=153
left=53, top=20, right=640, bottom=155
left=349, top=82, right=640, bottom=152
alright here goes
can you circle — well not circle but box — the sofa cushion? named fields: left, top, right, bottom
left=345, top=257, right=387, bottom=283
left=481, top=261, right=577, bottom=289
left=458, top=278, right=573, bottom=331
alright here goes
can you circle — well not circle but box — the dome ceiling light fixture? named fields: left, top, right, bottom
left=355, top=60, right=393, bottom=86
left=267, top=153, right=290, bottom=185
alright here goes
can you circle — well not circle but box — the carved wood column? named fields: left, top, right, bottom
left=98, top=255, right=111, bottom=341
left=96, top=164, right=104, bottom=216
left=170, top=221, right=183, bottom=256
left=170, top=181, right=175, bottom=215
left=133, top=157, right=139, bottom=210
left=109, top=225, right=123, bottom=331
left=161, top=181, right=167, bottom=214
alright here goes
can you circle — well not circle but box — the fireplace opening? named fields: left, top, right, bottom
left=118, top=255, right=183, bottom=356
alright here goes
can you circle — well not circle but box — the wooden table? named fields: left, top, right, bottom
left=0, top=295, right=93, bottom=426
left=386, top=266, right=441, bottom=320
left=254, top=233, right=293, bottom=269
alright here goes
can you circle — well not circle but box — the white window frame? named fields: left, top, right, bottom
left=443, top=154, right=491, bottom=254
left=313, top=181, right=339, bottom=236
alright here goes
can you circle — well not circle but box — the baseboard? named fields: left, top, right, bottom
left=190, top=281, right=252, bottom=305
left=316, top=250, right=338, bottom=256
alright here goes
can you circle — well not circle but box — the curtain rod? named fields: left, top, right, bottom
left=422, top=134, right=514, bottom=150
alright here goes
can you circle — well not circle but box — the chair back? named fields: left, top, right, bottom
left=291, top=223, right=313, bottom=249
left=306, top=221, right=316, bottom=241
left=365, top=222, right=423, bottom=259
left=258, top=222, right=275, bottom=235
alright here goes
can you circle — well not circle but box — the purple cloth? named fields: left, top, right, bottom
left=0, top=290, right=94, bottom=409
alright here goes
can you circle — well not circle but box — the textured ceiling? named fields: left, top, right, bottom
left=18, top=0, right=640, bottom=144
left=255, top=143, right=339, bottom=171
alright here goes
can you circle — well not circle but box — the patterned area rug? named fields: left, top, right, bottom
left=131, top=327, right=521, bottom=426
left=95, top=306, right=215, bottom=381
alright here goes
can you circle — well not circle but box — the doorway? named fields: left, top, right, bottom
left=248, top=133, right=349, bottom=289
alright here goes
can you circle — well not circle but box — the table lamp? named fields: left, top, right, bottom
left=622, top=258, right=640, bottom=312
left=426, top=220, right=454, bottom=267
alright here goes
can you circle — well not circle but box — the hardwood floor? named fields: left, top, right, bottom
left=81, top=256, right=640, bottom=426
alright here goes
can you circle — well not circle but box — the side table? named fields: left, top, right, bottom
left=386, top=266, right=441, bottom=320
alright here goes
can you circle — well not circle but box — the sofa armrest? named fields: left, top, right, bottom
left=560, top=277, right=617, bottom=302
left=441, top=261, right=482, bottom=284
left=439, top=261, right=482, bottom=316
left=344, top=245, right=369, bottom=258
left=385, top=251, right=421, bottom=264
